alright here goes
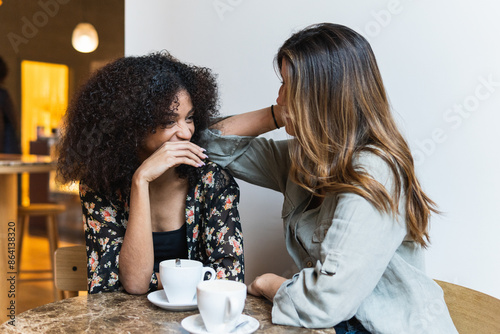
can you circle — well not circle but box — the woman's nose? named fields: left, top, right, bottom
left=175, top=122, right=192, bottom=140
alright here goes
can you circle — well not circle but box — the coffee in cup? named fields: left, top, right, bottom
left=159, top=259, right=215, bottom=304
left=197, top=280, right=247, bottom=333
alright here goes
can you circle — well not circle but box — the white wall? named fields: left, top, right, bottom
left=125, top=0, right=500, bottom=298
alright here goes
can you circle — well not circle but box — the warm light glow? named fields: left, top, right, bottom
left=21, top=61, right=69, bottom=205
left=72, top=23, right=99, bottom=53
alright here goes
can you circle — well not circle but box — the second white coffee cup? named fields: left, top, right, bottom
left=197, top=280, right=247, bottom=333
left=160, top=259, right=215, bottom=304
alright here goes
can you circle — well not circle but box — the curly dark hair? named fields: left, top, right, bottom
left=57, top=52, right=219, bottom=199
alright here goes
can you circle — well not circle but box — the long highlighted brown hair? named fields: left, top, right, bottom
left=277, top=23, right=437, bottom=247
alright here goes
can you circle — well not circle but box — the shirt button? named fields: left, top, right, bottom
left=306, top=261, right=313, bottom=268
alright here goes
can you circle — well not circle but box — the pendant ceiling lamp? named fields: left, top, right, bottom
left=72, top=22, right=99, bottom=53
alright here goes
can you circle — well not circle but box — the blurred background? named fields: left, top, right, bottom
left=0, top=0, right=124, bottom=313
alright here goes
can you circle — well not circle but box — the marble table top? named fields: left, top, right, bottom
left=1, top=292, right=336, bottom=333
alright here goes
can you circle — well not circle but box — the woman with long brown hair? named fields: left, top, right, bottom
left=201, top=23, right=457, bottom=333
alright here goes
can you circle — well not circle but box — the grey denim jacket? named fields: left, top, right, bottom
left=201, top=129, right=458, bottom=334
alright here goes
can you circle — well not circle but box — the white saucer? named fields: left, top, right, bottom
left=181, top=314, right=259, bottom=334
left=147, top=290, right=198, bottom=311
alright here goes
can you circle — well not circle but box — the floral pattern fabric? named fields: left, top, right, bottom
left=80, top=161, right=244, bottom=293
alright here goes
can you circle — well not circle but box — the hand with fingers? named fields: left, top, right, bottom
left=135, top=141, right=208, bottom=184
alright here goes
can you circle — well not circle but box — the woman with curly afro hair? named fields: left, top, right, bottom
left=57, top=52, right=244, bottom=294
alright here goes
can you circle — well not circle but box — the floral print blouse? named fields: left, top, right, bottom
left=80, top=161, right=244, bottom=294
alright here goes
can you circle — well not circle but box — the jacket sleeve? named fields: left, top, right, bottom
left=199, top=164, right=244, bottom=282
left=272, top=153, right=408, bottom=327
left=80, top=184, right=158, bottom=293
left=200, top=129, right=290, bottom=193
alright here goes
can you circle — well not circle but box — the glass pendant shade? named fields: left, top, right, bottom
left=72, top=23, right=99, bottom=53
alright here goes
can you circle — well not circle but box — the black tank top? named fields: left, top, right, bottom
left=152, top=223, right=188, bottom=273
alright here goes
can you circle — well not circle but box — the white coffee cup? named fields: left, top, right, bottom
left=159, top=259, right=215, bottom=304
left=197, top=280, right=247, bottom=333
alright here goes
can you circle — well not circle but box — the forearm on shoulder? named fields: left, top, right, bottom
left=212, top=106, right=282, bottom=136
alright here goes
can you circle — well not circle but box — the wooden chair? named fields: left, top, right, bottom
left=17, top=203, right=67, bottom=272
left=435, top=280, right=500, bottom=333
left=54, top=245, right=88, bottom=299
left=17, top=203, right=67, bottom=300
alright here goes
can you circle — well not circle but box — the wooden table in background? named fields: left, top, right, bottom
left=0, top=292, right=336, bottom=333
left=0, top=154, right=55, bottom=325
